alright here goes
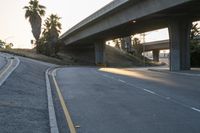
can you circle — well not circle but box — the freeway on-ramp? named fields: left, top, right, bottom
left=1, top=52, right=200, bottom=133
left=49, top=66, right=200, bottom=133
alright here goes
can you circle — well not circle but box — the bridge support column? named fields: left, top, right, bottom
left=153, top=50, right=159, bottom=62
left=168, top=18, right=192, bottom=71
left=95, top=41, right=105, bottom=65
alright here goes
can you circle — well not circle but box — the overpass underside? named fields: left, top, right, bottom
left=61, top=0, right=200, bottom=71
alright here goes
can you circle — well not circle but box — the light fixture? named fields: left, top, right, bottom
left=132, top=20, right=136, bottom=23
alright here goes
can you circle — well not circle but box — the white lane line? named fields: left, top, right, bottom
left=96, top=71, right=158, bottom=96
left=93, top=70, right=200, bottom=113
left=165, top=97, right=171, bottom=100
left=143, top=89, right=156, bottom=95
left=0, top=57, right=20, bottom=86
left=191, top=107, right=200, bottom=113
left=118, top=79, right=126, bottom=83
left=45, top=68, right=59, bottom=133
left=0, top=59, right=13, bottom=78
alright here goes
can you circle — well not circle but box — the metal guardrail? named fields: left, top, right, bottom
left=60, top=0, right=129, bottom=39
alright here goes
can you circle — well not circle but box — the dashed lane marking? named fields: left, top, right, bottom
left=191, top=107, right=200, bottom=113
left=118, top=79, right=126, bottom=83
left=143, top=89, right=156, bottom=95
left=93, top=69, right=200, bottom=114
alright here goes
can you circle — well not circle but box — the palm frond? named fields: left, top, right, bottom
left=38, top=5, right=46, bottom=9
left=25, top=10, right=32, bottom=19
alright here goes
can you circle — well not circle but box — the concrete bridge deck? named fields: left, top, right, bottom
left=60, top=0, right=200, bottom=71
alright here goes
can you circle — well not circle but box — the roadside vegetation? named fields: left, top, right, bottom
left=0, top=45, right=161, bottom=67
left=190, top=22, right=200, bottom=67
left=0, top=39, right=13, bottom=49
left=24, top=0, right=45, bottom=53
left=2, top=0, right=199, bottom=68
left=24, top=0, right=62, bottom=57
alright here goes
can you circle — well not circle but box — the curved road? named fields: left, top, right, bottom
left=0, top=53, right=53, bottom=133
left=52, top=67, right=200, bottom=133
left=0, top=52, right=200, bottom=133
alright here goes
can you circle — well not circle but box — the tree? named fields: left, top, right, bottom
left=191, top=23, right=200, bottom=39
left=40, top=14, right=62, bottom=56
left=5, top=43, right=13, bottom=49
left=23, top=0, right=46, bottom=52
left=190, top=22, right=200, bottom=67
left=0, top=40, right=6, bottom=48
left=132, top=37, right=142, bottom=57
left=113, top=39, right=120, bottom=49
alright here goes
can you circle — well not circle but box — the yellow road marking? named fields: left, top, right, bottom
left=52, top=69, right=77, bottom=133
left=0, top=59, right=13, bottom=78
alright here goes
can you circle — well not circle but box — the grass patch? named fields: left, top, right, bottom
left=0, top=47, right=164, bottom=67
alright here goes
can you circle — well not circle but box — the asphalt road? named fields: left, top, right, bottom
left=0, top=53, right=7, bottom=69
left=55, top=67, right=200, bottom=133
left=0, top=55, right=53, bottom=133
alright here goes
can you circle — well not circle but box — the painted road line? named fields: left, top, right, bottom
left=143, top=89, right=156, bottom=95
left=0, top=57, right=20, bottom=86
left=0, top=59, right=13, bottom=78
left=52, top=69, right=77, bottom=133
left=45, top=68, right=59, bottom=133
left=191, top=107, right=200, bottom=113
left=94, top=69, right=200, bottom=114
left=118, top=79, right=126, bottom=83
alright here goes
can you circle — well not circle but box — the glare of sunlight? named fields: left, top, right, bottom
left=98, top=68, right=177, bottom=86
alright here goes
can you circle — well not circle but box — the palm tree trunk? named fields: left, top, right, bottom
left=30, top=14, right=42, bottom=53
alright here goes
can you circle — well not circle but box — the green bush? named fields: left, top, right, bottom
left=190, top=40, right=200, bottom=67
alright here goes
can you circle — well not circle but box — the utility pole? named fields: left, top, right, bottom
left=140, top=33, right=146, bottom=67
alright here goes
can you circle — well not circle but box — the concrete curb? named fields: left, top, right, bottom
left=148, top=69, right=169, bottom=73
left=0, top=56, right=20, bottom=86
left=45, top=68, right=59, bottom=133
left=148, top=69, right=200, bottom=77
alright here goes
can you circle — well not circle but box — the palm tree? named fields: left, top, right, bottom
left=23, top=0, right=46, bottom=52
left=42, top=14, right=62, bottom=55
left=0, top=39, right=6, bottom=48
left=43, top=14, right=61, bottom=39
left=191, top=23, right=200, bottom=39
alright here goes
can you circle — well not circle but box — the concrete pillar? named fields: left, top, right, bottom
left=120, top=39, right=126, bottom=50
left=168, top=18, right=192, bottom=71
left=95, top=41, right=105, bottom=65
left=124, top=36, right=132, bottom=52
left=121, top=36, right=132, bottom=52
left=153, top=49, right=159, bottom=62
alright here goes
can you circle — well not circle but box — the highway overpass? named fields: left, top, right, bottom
left=142, top=40, right=169, bottom=62
left=60, top=0, right=200, bottom=71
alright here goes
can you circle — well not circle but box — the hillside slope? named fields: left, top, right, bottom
left=0, top=46, right=155, bottom=67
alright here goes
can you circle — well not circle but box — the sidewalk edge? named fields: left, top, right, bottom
left=45, top=68, right=59, bottom=133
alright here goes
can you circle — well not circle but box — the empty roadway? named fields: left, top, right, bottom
left=0, top=53, right=53, bottom=133
left=54, top=67, right=200, bottom=133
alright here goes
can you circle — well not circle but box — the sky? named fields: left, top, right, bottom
left=0, top=0, right=113, bottom=48
left=1, top=0, right=197, bottom=49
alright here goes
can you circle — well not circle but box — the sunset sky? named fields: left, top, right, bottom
left=0, top=0, right=113, bottom=48
left=2, top=0, right=196, bottom=49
